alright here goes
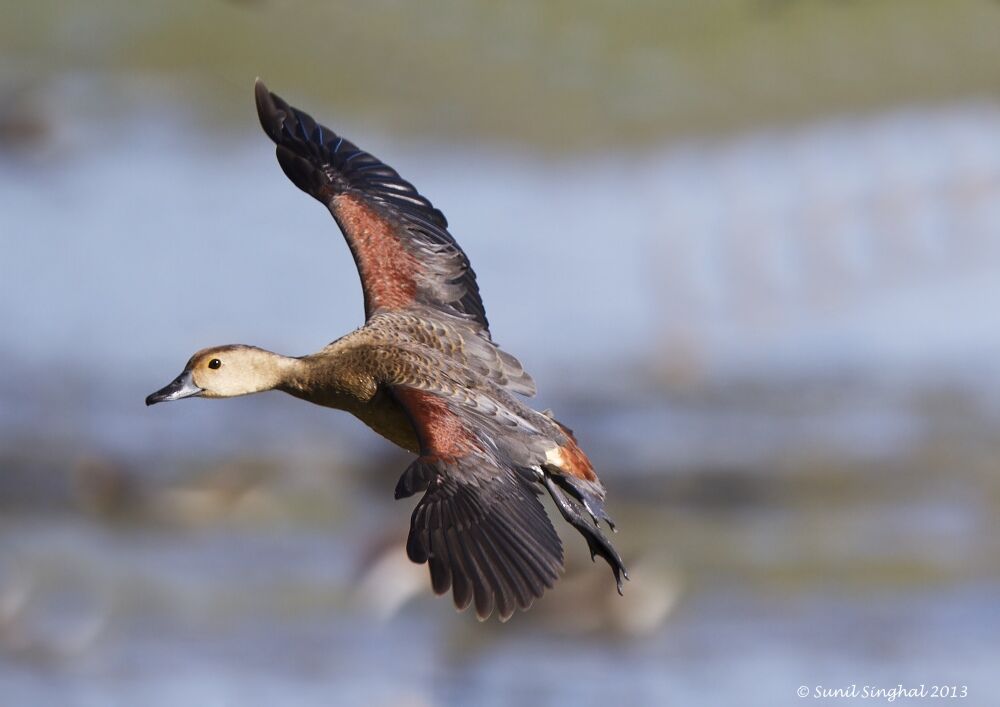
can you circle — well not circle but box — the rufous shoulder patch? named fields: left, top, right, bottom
left=546, top=436, right=597, bottom=482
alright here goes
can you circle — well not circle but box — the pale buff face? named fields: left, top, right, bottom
left=187, top=346, right=285, bottom=398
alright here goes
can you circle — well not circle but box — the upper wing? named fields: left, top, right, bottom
left=390, top=385, right=563, bottom=621
left=363, top=311, right=536, bottom=397
left=255, top=80, right=489, bottom=332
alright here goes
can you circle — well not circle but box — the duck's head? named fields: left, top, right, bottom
left=146, top=345, right=288, bottom=405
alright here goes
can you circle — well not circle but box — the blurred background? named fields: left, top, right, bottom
left=2, top=1, right=1000, bottom=705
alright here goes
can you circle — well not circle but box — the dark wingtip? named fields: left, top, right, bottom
left=254, top=77, right=285, bottom=143
left=253, top=77, right=269, bottom=113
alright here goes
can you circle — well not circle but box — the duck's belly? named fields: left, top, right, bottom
left=346, top=390, right=421, bottom=454
left=286, top=384, right=420, bottom=454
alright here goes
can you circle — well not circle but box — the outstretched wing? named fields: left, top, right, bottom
left=255, top=80, right=489, bottom=332
left=390, top=385, right=563, bottom=621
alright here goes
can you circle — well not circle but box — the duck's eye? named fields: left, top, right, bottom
left=208, top=358, right=222, bottom=370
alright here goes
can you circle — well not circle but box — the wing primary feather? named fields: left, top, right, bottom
left=445, top=527, right=474, bottom=611
left=401, top=456, right=565, bottom=620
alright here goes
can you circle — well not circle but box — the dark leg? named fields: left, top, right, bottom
left=548, top=473, right=617, bottom=531
left=542, top=474, right=629, bottom=595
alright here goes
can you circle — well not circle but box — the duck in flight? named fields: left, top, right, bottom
left=146, top=80, right=627, bottom=621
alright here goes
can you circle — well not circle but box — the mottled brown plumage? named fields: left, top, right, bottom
left=146, top=80, right=626, bottom=621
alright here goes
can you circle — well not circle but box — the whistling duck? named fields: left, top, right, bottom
left=146, top=80, right=627, bottom=621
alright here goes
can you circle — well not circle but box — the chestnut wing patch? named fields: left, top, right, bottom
left=392, top=386, right=481, bottom=460
left=255, top=80, right=489, bottom=330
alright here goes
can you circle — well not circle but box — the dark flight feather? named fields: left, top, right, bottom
left=255, top=80, right=490, bottom=331
left=403, top=455, right=563, bottom=621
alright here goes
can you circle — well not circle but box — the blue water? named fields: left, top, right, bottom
left=1, top=517, right=997, bottom=706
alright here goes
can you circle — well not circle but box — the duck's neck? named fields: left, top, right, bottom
left=275, top=352, right=375, bottom=408
left=263, top=351, right=307, bottom=391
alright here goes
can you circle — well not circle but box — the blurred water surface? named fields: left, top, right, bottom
left=3, top=2, right=1000, bottom=705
